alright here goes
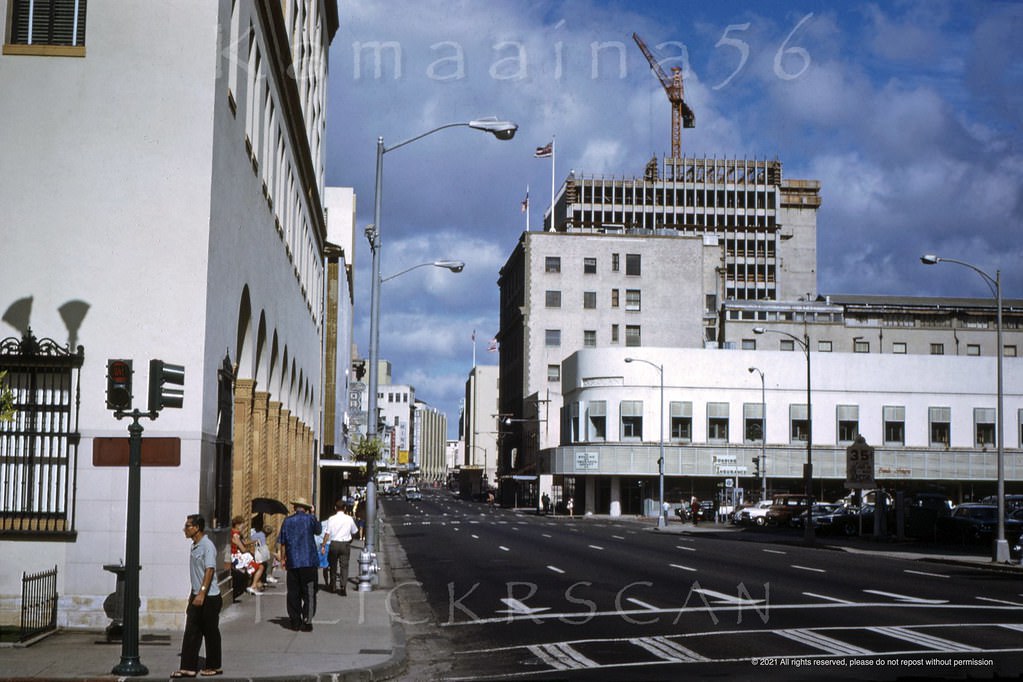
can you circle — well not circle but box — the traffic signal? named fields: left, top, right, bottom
left=752, top=457, right=760, bottom=477
left=106, top=359, right=133, bottom=410
left=148, top=359, right=184, bottom=412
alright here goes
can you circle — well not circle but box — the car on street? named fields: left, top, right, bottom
left=738, top=499, right=774, bottom=526
left=765, top=493, right=809, bottom=527
left=793, top=503, right=849, bottom=532
left=404, top=486, right=422, bottom=501
left=935, top=503, right=1023, bottom=544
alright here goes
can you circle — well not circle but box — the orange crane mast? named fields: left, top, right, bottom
left=633, top=32, right=695, bottom=160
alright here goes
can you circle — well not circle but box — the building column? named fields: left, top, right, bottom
left=251, top=391, right=270, bottom=499
left=232, top=379, right=255, bottom=523
left=267, top=400, right=282, bottom=503
left=277, top=408, right=291, bottom=503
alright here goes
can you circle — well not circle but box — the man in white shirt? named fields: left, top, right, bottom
left=322, top=498, right=359, bottom=595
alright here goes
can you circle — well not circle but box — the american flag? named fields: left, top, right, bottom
left=487, top=338, right=499, bottom=352
left=534, top=142, right=552, bottom=158
left=521, top=190, right=529, bottom=213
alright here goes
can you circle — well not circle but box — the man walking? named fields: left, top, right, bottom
left=322, top=498, right=359, bottom=595
left=172, top=514, right=222, bottom=678
left=279, top=497, right=321, bottom=631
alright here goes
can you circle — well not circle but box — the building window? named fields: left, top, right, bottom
left=611, top=324, right=619, bottom=344
left=837, top=405, right=859, bottom=444
left=1019, top=408, right=1023, bottom=448
left=545, top=329, right=561, bottom=347
left=547, top=364, right=561, bottom=382
left=854, top=340, right=869, bottom=353
left=892, top=342, right=907, bottom=354
left=670, top=401, right=692, bottom=442
left=612, top=253, right=620, bottom=272
left=625, top=289, right=641, bottom=311
left=620, top=400, right=643, bottom=440
left=1005, top=345, right=1018, bottom=358
left=705, top=294, right=717, bottom=314
left=780, top=339, right=795, bottom=352
left=7, top=0, right=88, bottom=51
left=583, top=291, right=597, bottom=309
left=818, top=340, right=832, bottom=352
left=588, top=401, right=606, bottom=441
left=705, top=326, right=717, bottom=343
left=930, top=343, right=944, bottom=355
left=790, top=404, right=809, bottom=443
left=625, top=325, right=641, bottom=347
left=0, top=330, right=84, bottom=537
left=744, top=403, right=764, bottom=442
left=611, top=289, right=619, bottom=307
left=707, top=402, right=729, bottom=442
left=545, top=256, right=561, bottom=273
left=974, top=407, right=995, bottom=447
left=929, top=406, right=950, bottom=447
left=545, top=290, right=561, bottom=308
left=583, top=257, right=597, bottom=274
left=625, top=253, right=641, bottom=276
left=741, top=339, right=756, bottom=350
left=966, top=344, right=981, bottom=356
left=583, top=330, right=596, bottom=347
left=883, top=406, right=905, bottom=445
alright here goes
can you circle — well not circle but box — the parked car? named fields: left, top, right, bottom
left=404, top=486, right=422, bottom=501
left=738, top=499, right=775, bottom=526
left=794, top=503, right=847, bottom=531
left=766, top=494, right=810, bottom=527
left=936, top=503, right=1023, bottom=544
left=980, top=494, right=1023, bottom=512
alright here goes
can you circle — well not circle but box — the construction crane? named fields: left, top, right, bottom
left=633, top=32, right=695, bottom=160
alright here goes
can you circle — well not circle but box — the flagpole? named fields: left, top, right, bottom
left=549, top=135, right=556, bottom=232
left=472, top=329, right=477, bottom=369
left=525, top=184, right=530, bottom=232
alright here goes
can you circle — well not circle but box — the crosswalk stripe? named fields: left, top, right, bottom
left=527, top=642, right=599, bottom=670
left=630, top=636, right=709, bottom=662
left=776, top=629, right=874, bottom=656
left=868, top=626, right=981, bottom=652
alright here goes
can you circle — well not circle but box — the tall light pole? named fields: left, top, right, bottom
left=753, top=327, right=813, bottom=544
left=748, top=366, right=767, bottom=499
left=362, top=117, right=517, bottom=592
left=625, top=357, right=666, bottom=528
left=921, top=254, right=1008, bottom=563
left=381, top=259, right=465, bottom=283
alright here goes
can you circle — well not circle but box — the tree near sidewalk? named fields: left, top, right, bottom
left=0, top=371, right=13, bottom=422
left=350, top=435, right=383, bottom=465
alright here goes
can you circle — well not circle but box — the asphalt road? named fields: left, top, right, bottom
left=384, top=488, right=1023, bottom=681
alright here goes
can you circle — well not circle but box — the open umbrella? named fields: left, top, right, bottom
left=251, top=497, right=289, bottom=515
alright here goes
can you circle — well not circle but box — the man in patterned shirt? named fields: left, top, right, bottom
left=278, top=497, right=322, bottom=631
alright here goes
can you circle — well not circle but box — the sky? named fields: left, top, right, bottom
left=324, top=1, right=1023, bottom=439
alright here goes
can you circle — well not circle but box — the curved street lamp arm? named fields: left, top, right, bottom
left=752, top=327, right=809, bottom=356
left=381, top=260, right=464, bottom=283
left=383, top=118, right=518, bottom=155
left=920, top=255, right=998, bottom=298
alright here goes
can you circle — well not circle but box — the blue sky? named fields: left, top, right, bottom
left=325, top=1, right=1023, bottom=438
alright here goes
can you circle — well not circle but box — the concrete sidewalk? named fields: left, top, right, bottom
left=0, top=536, right=405, bottom=682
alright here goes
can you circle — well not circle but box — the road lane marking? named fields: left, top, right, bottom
left=547, top=565, right=565, bottom=574
left=626, top=597, right=660, bottom=611
left=498, top=546, right=510, bottom=552
left=527, top=642, right=597, bottom=670
left=691, top=588, right=763, bottom=605
left=612, top=535, right=626, bottom=540
left=762, top=549, right=786, bottom=554
left=803, top=592, right=856, bottom=604
left=675, top=545, right=696, bottom=551
left=791, top=564, right=826, bottom=573
left=863, top=589, right=947, bottom=604
left=631, top=636, right=709, bottom=662
left=588, top=544, right=604, bottom=550
left=978, top=596, right=1023, bottom=606
left=868, top=625, right=981, bottom=652
left=670, top=563, right=697, bottom=572
left=497, top=598, right=551, bottom=616
left=905, top=569, right=950, bottom=578
left=777, top=628, right=874, bottom=656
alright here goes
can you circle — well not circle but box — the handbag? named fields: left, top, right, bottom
left=254, top=542, right=270, bottom=564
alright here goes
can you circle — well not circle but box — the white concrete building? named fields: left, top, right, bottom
left=553, top=347, right=1023, bottom=516
left=463, top=364, right=500, bottom=485
left=0, top=1, right=341, bottom=629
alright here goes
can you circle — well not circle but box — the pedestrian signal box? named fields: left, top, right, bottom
left=106, top=359, right=133, bottom=410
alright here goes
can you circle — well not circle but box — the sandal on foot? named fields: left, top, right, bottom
left=170, top=672, right=197, bottom=679
left=199, top=670, right=223, bottom=677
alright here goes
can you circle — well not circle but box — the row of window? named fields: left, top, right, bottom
left=545, top=253, right=641, bottom=276
left=744, top=337, right=1019, bottom=356
left=568, top=402, right=1023, bottom=448
left=545, top=289, right=642, bottom=311
left=545, top=325, right=642, bottom=352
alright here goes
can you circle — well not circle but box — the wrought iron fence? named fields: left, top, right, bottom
left=20, top=565, right=58, bottom=642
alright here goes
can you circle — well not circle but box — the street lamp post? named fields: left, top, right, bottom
left=362, top=117, right=517, bottom=592
left=753, top=327, right=814, bottom=544
left=748, top=366, right=767, bottom=499
left=921, top=254, right=1008, bottom=563
left=625, top=357, right=666, bottom=528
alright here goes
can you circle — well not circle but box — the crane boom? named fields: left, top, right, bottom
left=632, top=32, right=695, bottom=160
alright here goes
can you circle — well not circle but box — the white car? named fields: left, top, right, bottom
left=404, top=486, right=422, bottom=501
left=738, top=500, right=774, bottom=526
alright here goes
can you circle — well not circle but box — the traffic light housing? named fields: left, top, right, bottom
left=752, top=457, right=761, bottom=477
left=148, top=359, right=184, bottom=412
left=106, top=359, right=133, bottom=410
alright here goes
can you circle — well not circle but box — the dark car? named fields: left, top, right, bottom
left=766, top=494, right=810, bottom=527
left=936, top=504, right=1023, bottom=544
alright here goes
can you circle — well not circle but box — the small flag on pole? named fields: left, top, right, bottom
left=487, top=338, right=499, bottom=352
left=534, top=142, right=553, bottom=158
left=521, top=190, right=529, bottom=213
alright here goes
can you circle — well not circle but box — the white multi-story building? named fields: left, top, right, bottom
left=413, top=401, right=448, bottom=483
left=463, top=364, right=500, bottom=485
left=0, top=1, right=342, bottom=629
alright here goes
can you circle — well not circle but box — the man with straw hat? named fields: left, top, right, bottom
left=278, top=497, right=321, bottom=631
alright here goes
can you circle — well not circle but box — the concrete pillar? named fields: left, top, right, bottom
left=232, top=379, right=255, bottom=523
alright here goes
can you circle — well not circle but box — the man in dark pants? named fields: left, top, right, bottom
left=172, top=514, right=222, bottom=678
left=278, top=497, right=322, bottom=631
left=322, top=498, right=358, bottom=595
